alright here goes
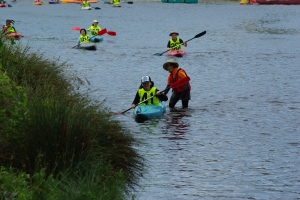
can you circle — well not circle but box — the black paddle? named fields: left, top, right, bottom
left=104, top=1, right=133, bottom=3
left=71, top=40, right=95, bottom=49
left=71, top=44, right=79, bottom=49
left=154, top=31, right=206, bottom=56
left=117, top=76, right=190, bottom=114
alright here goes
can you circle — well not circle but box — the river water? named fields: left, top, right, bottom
left=1, top=1, right=300, bottom=199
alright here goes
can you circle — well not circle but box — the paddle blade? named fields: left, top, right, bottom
left=107, top=31, right=116, bottom=36
left=154, top=50, right=168, bottom=56
left=170, top=76, right=190, bottom=89
left=194, top=31, right=206, bottom=38
left=127, top=1, right=133, bottom=3
left=97, top=28, right=107, bottom=35
left=72, top=27, right=81, bottom=31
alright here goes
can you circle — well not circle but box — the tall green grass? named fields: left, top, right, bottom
left=0, top=34, right=143, bottom=199
left=0, top=164, right=127, bottom=200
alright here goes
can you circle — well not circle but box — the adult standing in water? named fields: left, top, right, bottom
left=160, top=59, right=191, bottom=109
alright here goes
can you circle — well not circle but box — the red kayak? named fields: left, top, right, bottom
left=167, top=50, right=186, bottom=57
left=256, top=0, right=300, bottom=4
left=0, top=3, right=7, bottom=7
left=8, top=33, right=22, bottom=39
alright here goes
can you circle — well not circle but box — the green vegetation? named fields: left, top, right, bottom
left=0, top=33, right=143, bottom=199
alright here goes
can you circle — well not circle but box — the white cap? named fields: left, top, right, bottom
left=141, top=76, right=151, bottom=84
left=93, top=20, right=98, bottom=23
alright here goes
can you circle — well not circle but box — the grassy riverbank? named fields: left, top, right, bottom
left=0, top=34, right=144, bottom=199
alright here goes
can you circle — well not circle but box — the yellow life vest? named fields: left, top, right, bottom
left=82, top=1, right=89, bottom=7
left=169, top=38, right=182, bottom=50
left=88, top=25, right=101, bottom=36
left=138, top=87, right=160, bottom=106
left=113, top=0, right=120, bottom=5
left=5, top=26, right=15, bottom=33
left=79, top=35, right=89, bottom=43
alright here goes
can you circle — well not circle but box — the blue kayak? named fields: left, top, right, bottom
left=133, top=102, right=166, bottom=122
left=90, top=36, right=103, bottom=43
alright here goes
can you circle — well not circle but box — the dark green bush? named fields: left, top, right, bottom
left=0, top=34, right=143, bottom=198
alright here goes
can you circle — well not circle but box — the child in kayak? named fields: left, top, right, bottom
left=167, top=31, right=187, bottom=51
left=131, top=76, right=168, bottom=108
left=73, top=29, right=90, bottom=48
left=2, top=19, right=17, bottom=34
left=161, top=59, right=191, bottom=109
left=76, top=29, right=90, bottom=45
left=81, top=0, right=90, bottom=8
left=110, top=0, right=120, bottom=5
left=87, top=20, right=101, bottom=36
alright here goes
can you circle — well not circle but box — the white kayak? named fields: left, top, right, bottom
left=82, top=6, right=92, bottom=9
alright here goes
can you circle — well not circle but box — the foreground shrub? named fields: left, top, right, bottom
left=0, top=36, right=144, bottom=195
left=0, top=164, right=127, bottom=200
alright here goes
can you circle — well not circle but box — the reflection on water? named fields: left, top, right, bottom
left=162, top=111, right=191, bottom=140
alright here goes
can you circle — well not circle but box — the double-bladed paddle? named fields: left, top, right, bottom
left=106, top=31, right=116, bottom=36
left=117, top=76, right=190, bottom=114
left=104, top=1, right=133, bottom=3
left=72, top=27, right=116, bottom=36
left=72, top=27, right=107, bottom=36
left=154, top=31, right=206, bottom=56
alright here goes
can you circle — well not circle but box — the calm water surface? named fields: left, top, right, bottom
left=1, top=1, right=300, bottom=199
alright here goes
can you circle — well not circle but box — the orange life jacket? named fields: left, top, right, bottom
left=169, top=68, right=191, bottom=93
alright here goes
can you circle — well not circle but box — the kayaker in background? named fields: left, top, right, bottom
left=87, top=20, right=101, bottom=36
left=81, top=0, right=90, bottom=8
left=131, top=76, right=168, bottom=109
left=167, top=31, right=187, bottom=51
left=2, top=19, right=17, bottom=34
left=76, top=29, right=90, bottom=45
left=110, top=0, right=120, bottom=5
left=160, top=59, right=191, bottom=109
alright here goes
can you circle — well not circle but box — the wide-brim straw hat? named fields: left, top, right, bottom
left=163, top=59, right=179, bottom=71
left=169, top=31, right=179, bottom=36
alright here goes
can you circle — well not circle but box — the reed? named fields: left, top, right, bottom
left=0, top=164, right=128, bottom=199
left=0, top=35, right=144, bottom=197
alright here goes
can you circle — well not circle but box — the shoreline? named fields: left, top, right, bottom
left=125, top=0, right=239, bottom=2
